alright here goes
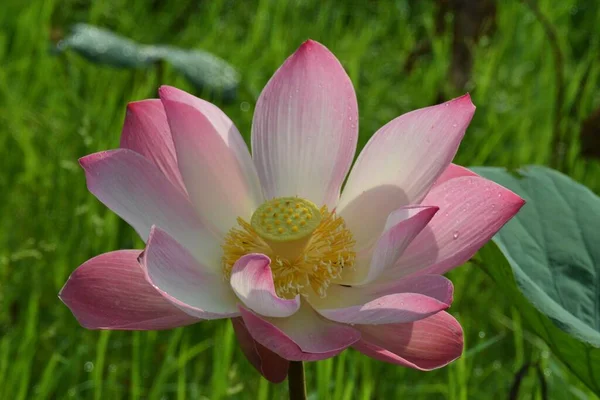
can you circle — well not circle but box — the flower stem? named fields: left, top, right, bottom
left=288, top=361, right=307, bottom=400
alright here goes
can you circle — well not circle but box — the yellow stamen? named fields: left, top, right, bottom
left=222, top=198, right=355, bottom=298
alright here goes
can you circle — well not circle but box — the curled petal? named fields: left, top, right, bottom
left=59, top=250, right=198, bottom=330
left=431, top=163, right=478, bottom=189
left=341, top=205, right=438, bottom=284
left=311, top=274, right=454, bottom=311
left=317, top=292, right=449, bottom=325
left=230, top=254, right=300, bottom=318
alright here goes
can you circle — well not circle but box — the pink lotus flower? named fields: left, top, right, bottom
left=60, top=40, right=524, bottom=383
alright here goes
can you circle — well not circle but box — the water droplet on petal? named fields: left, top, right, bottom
left=452, top=231, right=459, bottom=239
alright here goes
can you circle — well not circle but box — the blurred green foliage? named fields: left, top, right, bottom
left=0, top=0, right=599, bottom=399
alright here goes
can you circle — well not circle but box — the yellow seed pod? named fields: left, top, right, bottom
left=250, top=197, right=321, bottom=242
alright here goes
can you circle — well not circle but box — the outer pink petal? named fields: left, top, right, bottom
left=431, top=163, right=478, bottom=189
left=159, top=85, right=263, bottom=236
left=120, top=99, right=186, bottom=192
left=352, top=311, right=464, bottom=370
left=231, top=317, right=289, bottom=383
left=383, top=176, right=525, bottom=279
left=230, top=254, right=300, bottom=318
left=251, top=40, right=358, bottom=208
left=239, top=305, right=360, bottom=361
left=343, top=206, right=439, bottom=284
left=142, top=226, right=239, bottom=319
left=79, top=149, right=220, bottom=268
left=317, top=292, right=448, bottom=325
left=338, top=95, right=476, bottom=250
left=59, top=250, right=199, bottom=330
left=310, top=274, right=453, bottom=311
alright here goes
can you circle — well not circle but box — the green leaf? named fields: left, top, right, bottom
left=55, top=24, right=160, bottom=68
left=473, top=165, right=600, bottom=394
left=55, top=24, right=239, bottom=99
left=160, top=47, right=239, bottom=101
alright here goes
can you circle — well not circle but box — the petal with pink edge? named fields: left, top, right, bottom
left=310, top=274, right=454, bottom=311
left=59, top=250, right=199, bottom=330
left=230, top=254, right=300, bottom=318
left=431, top=163, right=478, bottom=189
left=231, top=317, right=289, bottom=383
left=120, top=99, right=186, bottom=192
left=239, top=305, right=360, bottom=361
left=352, top=311, right=464, bottom=370
left=382, top=176, right=525, bottom=280
left=79, top=149, right=220, bottom=268
left=341, top=205, right=439, bottom=285
left=317, top=292, right=449, bottom=325
left=143, top=226, right=238, bottom=319
left=159, top=85, right=263, bottom=236
left=338, top=95, right=476, bottom=250
left=251, top=40, right=358, bottom=208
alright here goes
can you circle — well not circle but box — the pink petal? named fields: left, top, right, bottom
left=343, top=206, right=439, bottom=284
left=159, top=85, right=263, bottom=236
left=310, top=274, right=454, bottom=311
left=142, top=226, right=238, bottom=319
left=384, top=176, right=525, bottom=279
left=338, top=95, right=476, bottom=250
left=80, top=149, right=220, bottom=268
left=239, top=305, right=360, bottom=361
left=231, top=317, right=289, bottom=383
left=431, top=163, right=478, bottom=189
left=317, top=292, right=448, bottom=325
left=59, top=250, right=198, bottom=330
left=230, top=254, right=300, bottom=318
left=120, top=99, right=186, bottom=192
left=352, top=311, right=464, bottom=370
left=251, top=40, right=358, bottom=208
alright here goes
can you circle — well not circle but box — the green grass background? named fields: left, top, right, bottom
left=1, top=0, right=599, bottom=398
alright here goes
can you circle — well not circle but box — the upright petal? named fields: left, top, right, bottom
left=230, top=254, right=300, bottom=318
left=352, top=311, right=463, bottom=370
left=384, top=176, right=525, bottom=280
left=80, top=149, right=221, bottom=268
left=159, top=86, right=263, bottom=236
left=231, top=317, right=290, bottom=383
left=143, top=226, right=239, bottom=319
left=251, top=40, right=358, bottom=208
left=59, top=250, right=199, bottom=330
left=120, top=99, right=186, bottom=192
left=239, top=304, right=360, bottom=361
left=338, top=95, right=475, bottom=248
